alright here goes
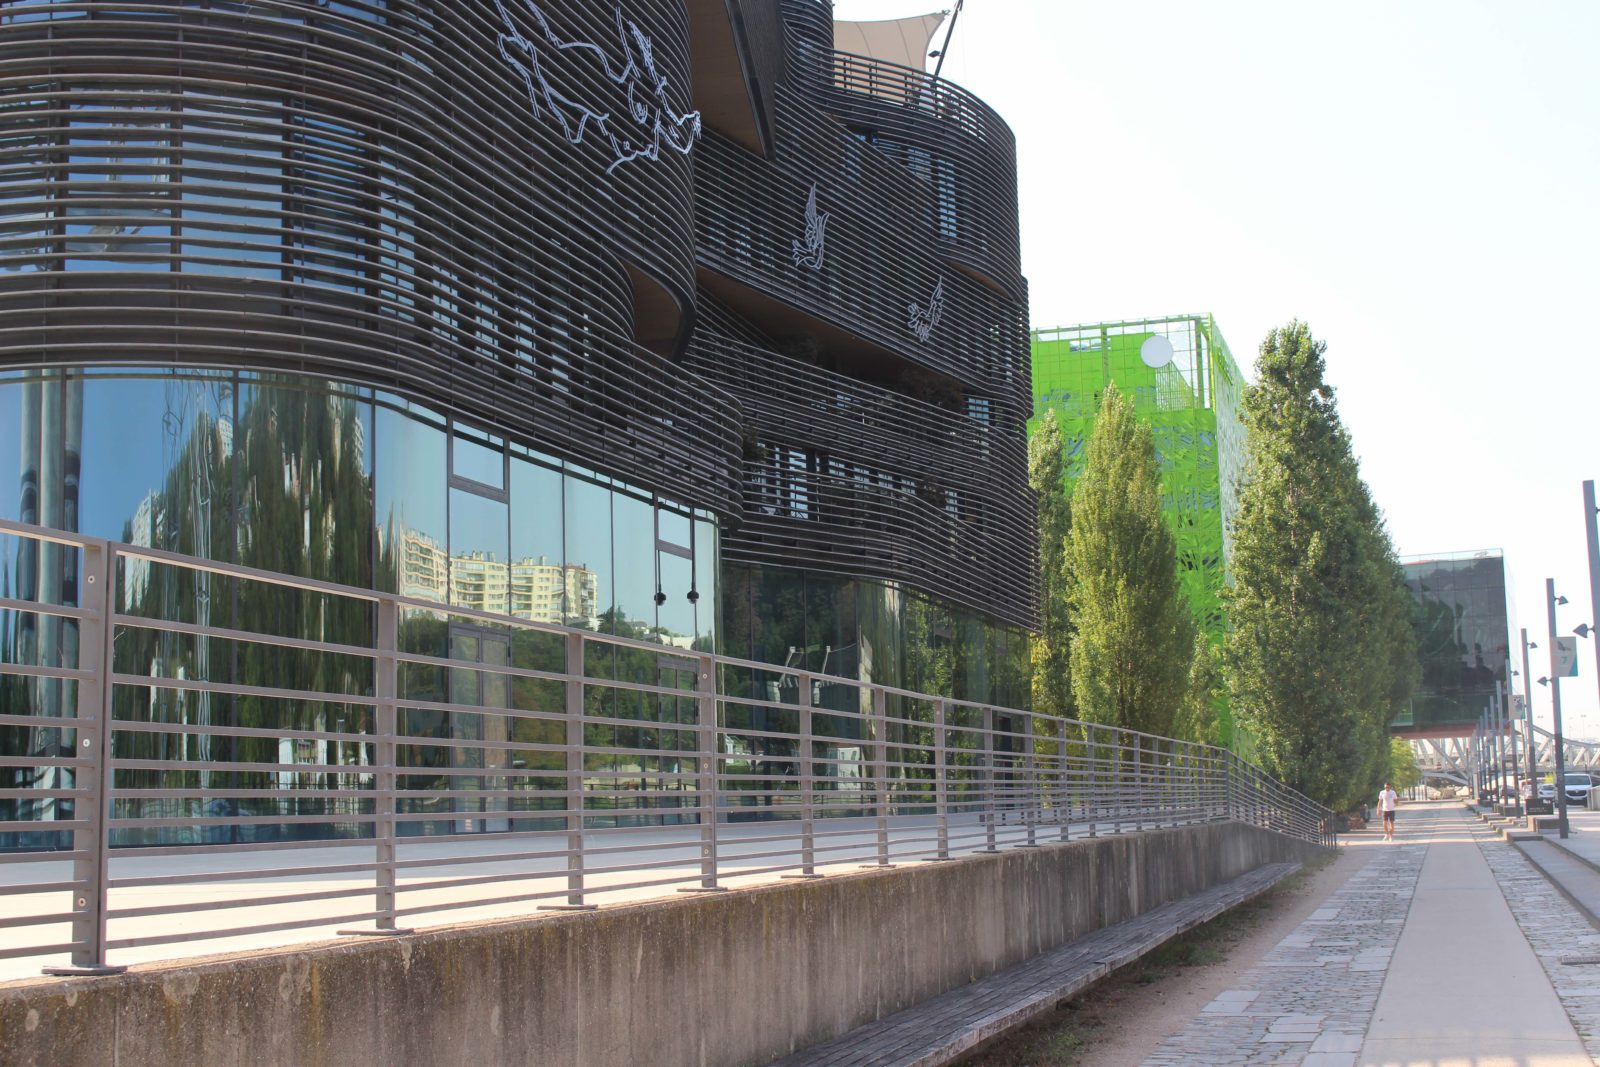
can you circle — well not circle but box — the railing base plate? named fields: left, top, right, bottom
left=337, top=928, right=415, bottom=937
left=43, top=964, right=127, bottom=977
left=538, top=904, right=599, bottom=912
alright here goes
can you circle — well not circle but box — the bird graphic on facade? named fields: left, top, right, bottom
left=908, top=278, right=945, bottom=342
left=792, top=182, right=829, bottom=270
left=494, top=0, right=702, bottom=174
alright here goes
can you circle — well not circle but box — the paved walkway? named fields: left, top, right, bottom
left=1144, top=802, right=1600, bottom=1066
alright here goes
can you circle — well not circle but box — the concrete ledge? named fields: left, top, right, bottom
left=0, top=823, right=1326, bottom=1067
left=769, top=861, right=1302, bottom=1067
left=1510, top=837, right=1600, bottom=932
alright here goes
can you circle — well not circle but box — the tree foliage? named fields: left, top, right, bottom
left=1066, top=384, right=1194, bottom=735
left=1222, top=322, right=1418, bottom=810
left=1387, top=737, right=1422, bottom=794
left=1175, top=630, right=1224, bottom=746
left=1028, top=409, right=1075, bottom=719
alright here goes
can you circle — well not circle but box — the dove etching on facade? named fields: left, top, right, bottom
left=908, top=278, right=945, bottom=342
left=791, top=182, right=829, bottom=270
left=495, top=0, right=702, bottom=175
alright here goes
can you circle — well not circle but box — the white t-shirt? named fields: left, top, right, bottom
left=1379, top=788, right=1398, bottom=812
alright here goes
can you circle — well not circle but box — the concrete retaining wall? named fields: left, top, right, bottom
left=0, top=823, right=1325, bottom=1066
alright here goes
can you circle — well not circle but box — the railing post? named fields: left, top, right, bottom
left=1228, top=751, right=1241, bottom=825
left=1022, top=714, right=1038, bottom=846
left=1056, top=723, right=1071, bottom=842
left=1086, top=725, right=1098, bottom=838
left=45, top=541, right=122, bottom=975
left=687, top=653, right=725, bottom=891
left=341, top=597, right=415, bottom=935
left=785, top=672, right=820, bottom=879
left=934, top=698, right=950, bottom=860
left=542, top=630, right=595, bottom=909
left=981, top=706, right=998, bottom=852
left=864, top=688, right=894, bottom=867
left=374, top=599, right=402, bottom=929
left=1132, top=734, right=1143, bottom=833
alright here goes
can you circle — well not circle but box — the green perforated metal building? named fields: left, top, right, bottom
left=1029, top=313, right=1246, bottom=658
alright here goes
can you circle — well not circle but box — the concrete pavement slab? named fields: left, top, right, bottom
left=1359, top=806, right=1592, bottom=1066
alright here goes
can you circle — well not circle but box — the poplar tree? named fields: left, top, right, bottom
left=1028, top=409, right=1074, bottom=719
left=1066, top=383, right=1194, bottom=735
left=1223, top=322, right=1416, bottom=809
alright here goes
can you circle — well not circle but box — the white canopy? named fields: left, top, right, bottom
left=831, top=13, right=948, bottom=71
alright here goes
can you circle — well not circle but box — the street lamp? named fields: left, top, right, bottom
left=1586, top=480, right=1600, bottom=710
left=1547, top=578, right=1572, bottom=839
left=1524, top=632, right=1538, bottom=808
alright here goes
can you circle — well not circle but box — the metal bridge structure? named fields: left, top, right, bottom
left=1409, top=723, right=1600, bottom=786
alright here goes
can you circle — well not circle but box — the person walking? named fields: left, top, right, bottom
left=1378, top=781, right=1399, bottom=841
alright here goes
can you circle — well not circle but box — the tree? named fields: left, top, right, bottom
left=1066, top=383, right=1194, bottom=736
left=1028, top=408, right=1074, bottom=719
left=1175, top=630, right=1224, bottom=747
left=1387, top=736, right=1422, bottom=794
left=1222, top=322, right=1417, bottom=810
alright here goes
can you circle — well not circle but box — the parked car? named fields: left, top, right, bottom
left=1540, top=781, right=1557, bottom=801
left=1564, top=772, right=1594, bottom=807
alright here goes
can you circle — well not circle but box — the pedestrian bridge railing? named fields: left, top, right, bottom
left=0, top=518, right=1335, bottom=975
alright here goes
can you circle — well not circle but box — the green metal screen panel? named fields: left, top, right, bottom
left=1029, top=314, right=1246, bottom=707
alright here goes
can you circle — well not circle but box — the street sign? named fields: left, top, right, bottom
left=1556, top=636, right=1580, bottom=678
left=1512, top=694, right=1527, bottom=719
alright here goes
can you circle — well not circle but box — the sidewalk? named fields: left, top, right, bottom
left=1143, top=802, right=1600, bottom=1066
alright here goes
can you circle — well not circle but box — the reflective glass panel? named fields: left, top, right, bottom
left=449, top=488, right=510, bottom=615
left=509, top=454, right=564, bottom=624
left=562, top=474, right=611, bottom=630
left=612, top=491, right=654, bottom=638
left=374, top=399, right=447, bottom=603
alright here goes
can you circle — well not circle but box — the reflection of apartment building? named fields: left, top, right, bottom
left=509, top=558, right=599, bottom=627
left=396, top=534, right=600, bottom=624
left=123, top=490, right=158, bottom=611
left=398, top=529, right=448, bottom=603
left=451, top=551, right=512, bottom=613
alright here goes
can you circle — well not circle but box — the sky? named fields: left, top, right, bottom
left=834, top=0, right=1600, bottom=737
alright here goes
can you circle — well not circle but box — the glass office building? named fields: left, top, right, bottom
left=0, top=1, right=1034, bottom=837
left=1396, top=551, right=1512, bottom=734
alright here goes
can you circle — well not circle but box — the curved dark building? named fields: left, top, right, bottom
left=0, top=0, right=1033, bottom=760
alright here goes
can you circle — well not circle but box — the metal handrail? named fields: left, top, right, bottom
left=0, top=517, right=1336, bottom=975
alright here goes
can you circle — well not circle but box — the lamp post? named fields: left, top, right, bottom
left=1544, top=578, right=1571, bottom=839
left=1586, top=480, right=1600, bottom=704
left=1524, top=630, right=1538, bottom=804
left=1494, top=682, right=1507, bottom=808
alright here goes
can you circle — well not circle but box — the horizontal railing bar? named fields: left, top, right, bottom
left=0, top=941, right=82, bottom=962
left=0, top=879, right=87, bottom=898
left=110, top=882, right=382, bottom=921
left=0, top=849, right=89, bottom=865
left=107, top=910, right=382, bottom=951
left=111, top=672, right=379, bottom=707
left=0, top=662, right=96, bottom=683
left=0, top=595, right=98, bottom=620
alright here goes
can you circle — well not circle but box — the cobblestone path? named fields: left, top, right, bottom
left=1142, top=841, right=1424, bottom=1066
left=1144, top=805, right=1600, bottom=1066
left=1478, top=829, right=1600, bottom=1061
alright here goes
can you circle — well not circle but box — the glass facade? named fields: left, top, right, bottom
left=1397, top=552, right=1512, bottom=732
left=0, top=365, right=716, bottom=842
left=720, top=563, right=1030, bottom=709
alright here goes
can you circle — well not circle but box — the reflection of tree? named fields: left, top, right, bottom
left=112, top=377, right=377, bottom=842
